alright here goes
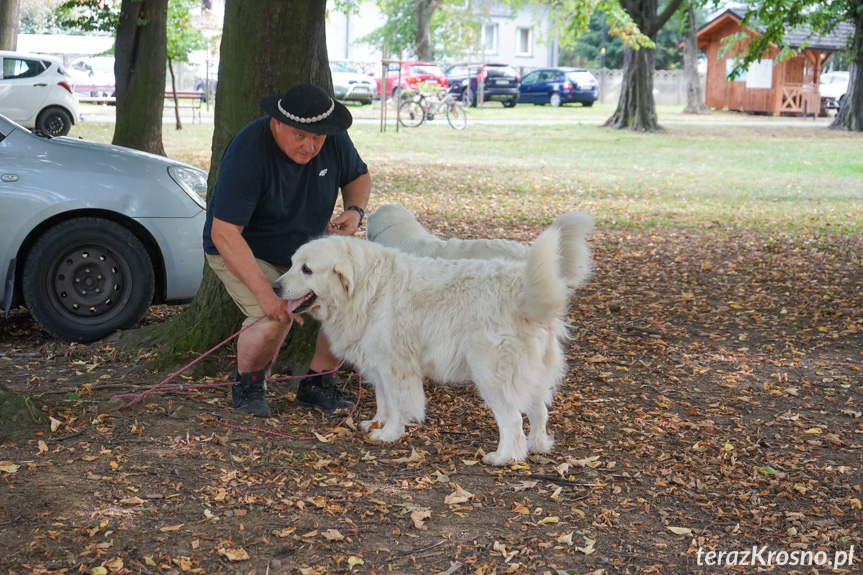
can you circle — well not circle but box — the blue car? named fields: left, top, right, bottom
left=518, top=67, right=599, bottom=107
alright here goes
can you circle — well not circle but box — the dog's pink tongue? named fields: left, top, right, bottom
left=287, top=298, right=304, bottom=314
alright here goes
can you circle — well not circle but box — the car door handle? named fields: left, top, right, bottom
left=33, top=83, right=48, bottom=87
left=1, top=174, right=19, bottom=182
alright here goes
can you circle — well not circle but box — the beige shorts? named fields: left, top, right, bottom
left=206, top=254, right=289, bottom=326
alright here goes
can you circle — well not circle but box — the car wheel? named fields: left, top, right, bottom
left=392, top=86, right=402, bottom=102
left=583, top=101, right=594, bottom=108
left=549, top=92, right=562, bottom=107
left=461, top=89, right=472, bottom=107
left=36, top=107, right=73, bottom=137
left=502, top=99, right=517, bottom=108
left=22, top=217, right=156, bottom=342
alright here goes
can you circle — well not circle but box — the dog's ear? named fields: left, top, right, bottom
left=331, top=261, right=355, bottom=297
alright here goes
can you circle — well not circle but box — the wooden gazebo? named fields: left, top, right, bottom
left=697, top=9, right=853, bottom=116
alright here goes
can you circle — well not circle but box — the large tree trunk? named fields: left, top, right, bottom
left=682, top=2, right=709, bottom=114
left=830, top=20, right=863, bottom=131
left=414, top=0, right=440, bottom=61
left=0, top=0, right=20, bottom=51
left=120, top=0, right=332, bottom=376
left=113, top=0, right=168, bottom=155
left=605, top=0, right=686, bottom=131
left=604, top=46, right=660, bottom=130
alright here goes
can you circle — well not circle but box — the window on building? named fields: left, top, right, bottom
left=516, top=27, right=532, bottom=56
left=482, top=23, right=498, bottom=54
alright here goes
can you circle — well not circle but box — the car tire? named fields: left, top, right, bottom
left=549, top=93, right=562, bottom=107
left=461, top=89, right=472, bottom=107
left=36, top=107, right=73, bottom=137
left=392, top=86, right=402, bottom=102
left=503, top=99, right=517, bottom=108
left=583, top=101, right=594, bottom=108
left=22, top=218, right=156, bottom=342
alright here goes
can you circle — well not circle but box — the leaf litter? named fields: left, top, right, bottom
left=1, top=219, right=861, bottom=574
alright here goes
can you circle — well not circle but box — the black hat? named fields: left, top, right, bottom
left=259, top=83, right=352, bottom=135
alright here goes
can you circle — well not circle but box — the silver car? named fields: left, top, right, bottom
left=330, top=59, right=376, bottom=105
left=0, top=114, right=207, bottom=342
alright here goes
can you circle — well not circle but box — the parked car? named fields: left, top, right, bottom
left=330, top=59, right=376, bottom=105
left=0, top=50, right=79, bottom=137
left=373, top=61, right=448, bottom=99
left=445, top=62, right=520, bottom=108
left=818, top=71, right=849, bottom=109
left=68, top=55, right=116, bottom=99
left=518, top=67, right=599, bottom=107
left=0, top=113, right=207, bottom=342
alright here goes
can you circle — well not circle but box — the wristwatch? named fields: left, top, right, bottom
left=345, top=205, right=365, bottom=225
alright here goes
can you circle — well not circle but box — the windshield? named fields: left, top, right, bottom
left=90, top=58, right=115, bottom=75
left=331, top=61, right=363, bottom=74
left=411, top=65, right=443, bottom=76
left=566, top=71, right=595, bottom=84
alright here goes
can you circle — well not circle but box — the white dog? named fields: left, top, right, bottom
left=273, top=218, right=592, bottom=465
left=367, top=203, right=593, bottom=289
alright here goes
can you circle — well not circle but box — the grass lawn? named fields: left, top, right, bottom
left=69, top=107, right=862, bottom=238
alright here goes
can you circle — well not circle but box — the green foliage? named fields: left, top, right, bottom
left=56, top=0, right=119, bottom=33
left=728, top=0, right=861, bottom=78
left=562, top=9, right=695, bottom=69
left=167, top=0, right=206, bottom=64
left=359, top=0, right=484, bottom=60
left=359, top=0, right=416, bottom=56
left=19, top=0, right=81, bottom=34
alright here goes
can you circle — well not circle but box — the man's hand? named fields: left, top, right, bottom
left=328, top=209, right=362, bottom=236
left=259, top=291, right=304, bottom=325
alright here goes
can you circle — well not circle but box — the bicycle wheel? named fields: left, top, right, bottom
left=399, top=99, right=426, bottom=128
left=446, top=101, right=467, bottom=130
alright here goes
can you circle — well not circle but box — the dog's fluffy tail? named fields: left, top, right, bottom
left=550, top=211, right=594, bottom=290
left=518, top=226, right=569, bottom=325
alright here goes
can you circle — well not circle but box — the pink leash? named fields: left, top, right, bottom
left=110, top=317, right=362, bottom=440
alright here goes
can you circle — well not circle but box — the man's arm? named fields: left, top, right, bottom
left=329, top=172, right=371, bottom=236
left=210, top=217, right=294, bottom=323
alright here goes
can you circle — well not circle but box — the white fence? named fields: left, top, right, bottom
left=589, top=69, right=707, bottom=106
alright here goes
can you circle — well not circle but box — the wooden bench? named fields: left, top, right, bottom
left=164, top=90, right=206, bottom=123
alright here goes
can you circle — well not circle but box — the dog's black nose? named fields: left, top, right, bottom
left=272, top=283, right=282, bottom=298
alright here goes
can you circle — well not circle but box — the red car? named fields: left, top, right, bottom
left=371, top=61, right=449, bottom=98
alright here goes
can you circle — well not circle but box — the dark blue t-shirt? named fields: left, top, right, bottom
left=202, top=116, right=368, bottom=267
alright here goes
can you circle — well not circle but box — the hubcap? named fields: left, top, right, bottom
left=47, top=244, right=131, bottom=322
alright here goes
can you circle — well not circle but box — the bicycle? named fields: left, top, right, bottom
left=398, top=90, right=467, bottom=130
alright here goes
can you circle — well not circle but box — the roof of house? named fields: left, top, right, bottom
left=698, top=8, right=853, bottom=51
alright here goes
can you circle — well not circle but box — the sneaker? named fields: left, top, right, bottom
left=296, top=370, right=353, bottom=413
left=231, top=370, right=271, bottom=418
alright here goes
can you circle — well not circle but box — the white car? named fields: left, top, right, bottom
left=0, top=50, right=80, bottom=136
left=819, top=71, right=849, bottom=109
left=330, top=59, right=376, bottom=105
left=68, top=55, right=116, bottom=98
left=0, top=113, right=207, bottom=342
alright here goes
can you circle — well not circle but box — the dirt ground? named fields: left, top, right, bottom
left=1, top=227, right=861, bottom=575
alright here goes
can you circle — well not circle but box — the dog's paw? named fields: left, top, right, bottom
left=360, top=420, right=373, bottom=432
left=482, top=451, right=514, bottom=466
left=369, top=425, right=404, bottom=443
left=528, top=433, right=554, bottom=454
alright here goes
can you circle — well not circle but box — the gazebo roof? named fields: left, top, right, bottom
left=698, top=8, right=853, bottom=52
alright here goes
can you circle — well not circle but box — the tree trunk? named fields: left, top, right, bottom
left=604, top=45, right=660, bottom=130
left=119, top=0, right=333, bottom=377
left=113, top=0, right=168, bottom=156
left=682, top=2, right=709, bottom=114
left=830, top=20, right=863, bottom=131
left=0, top=0, right=20, bottom=51
left=605, top=0, right=686, bottom=131
left=168, top=58, right=182, bottom=130
left=414, top=0, right=439, bottom=62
